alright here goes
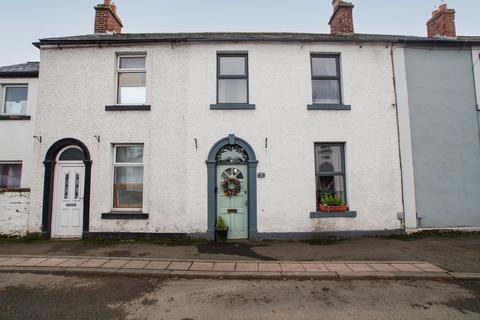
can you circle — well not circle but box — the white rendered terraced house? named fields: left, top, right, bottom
left=2, top=0, right=479, bottom=240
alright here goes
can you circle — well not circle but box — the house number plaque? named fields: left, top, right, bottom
left=257, top=172, right=266, bottom=178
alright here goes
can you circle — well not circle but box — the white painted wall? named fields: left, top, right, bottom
left=0, top=77, right=38, bottom=187
left=473, top=48, right=480, bottom=110
left=392, top=47, right=417, bottom=230
left=0, top=191, right=30, bottom=235
left=29, top=41, right=403, bottom=235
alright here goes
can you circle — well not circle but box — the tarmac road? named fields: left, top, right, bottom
left=0, top=273, right=479, bottom=320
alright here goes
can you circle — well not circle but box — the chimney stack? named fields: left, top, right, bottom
left=94, top=0, right=123, bottom=34
left=426, top=3, right=456, bottom=38
left=329, top=0, right=354, bottom=34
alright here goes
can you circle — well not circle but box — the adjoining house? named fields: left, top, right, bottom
left=1, top=1, right=479, bottom=239
left=393, top=4, right=480, bottom=231
left=0, top=62, right=39, bottom=235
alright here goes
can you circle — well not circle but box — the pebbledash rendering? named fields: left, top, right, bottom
left=0, top=1, right=479, bottom=240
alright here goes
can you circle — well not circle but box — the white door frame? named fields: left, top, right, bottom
left=51, top=146, right=86, bottom=239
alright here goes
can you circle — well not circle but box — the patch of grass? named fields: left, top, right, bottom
left=0, top=232, right=45, bottom=242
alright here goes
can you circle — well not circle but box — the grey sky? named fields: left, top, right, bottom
left=1, top=0, right=479, bottom=66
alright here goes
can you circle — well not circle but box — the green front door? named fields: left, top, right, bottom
left=217, top=164, right=248, bottom=239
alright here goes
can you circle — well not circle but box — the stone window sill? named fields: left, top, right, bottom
left=101, top=212, right=149, bottom=219
left=105, top=104, right=151, bottom=111
left=210, top=103, right=256, bottom=110
left=0, top=115, right=31, bottom=120
left=310, top=211, right=357, bottom=218
left=307, top=104, right=351, bottom=110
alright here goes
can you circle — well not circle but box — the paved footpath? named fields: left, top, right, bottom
left=1, top=255, right=479, bottom=280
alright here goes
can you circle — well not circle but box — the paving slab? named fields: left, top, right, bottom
left=280, top=263, right=305, bottom=272
left=189, top=262, right=214, bottom=271
left=212, top=262, right=235, bottom=272
left=100, top=259, right=129, bottom=269
left=144, top=261, right=171, bottom=270
left=258, top=262, right=282, bottom=272
left=235, top=262, right=258, bottom=272
left=121, top=260, right=150, bottom=269
left=0, top=257, right=29, bottom=266
left=1, top=266, right=65, bottom=274
left=325, top=263, right=352, bottom=272
left=36, top=258, right=69, bottom=267
left=391, top=263, right=423, bottom=272
left=15, top=258, right=47, bottom=267
left=79, top=259, right=109, bottom=268
left=369, top=263, right=398, bottom=272
left=58, top=258, right=89, bottom=267
left=413, top=263, right=447, bottom=272
left=301, top=263, right=329, bottom=272
left=167, top=261, right=192, bottom=271
left=347, top=263, right=376, bottom=272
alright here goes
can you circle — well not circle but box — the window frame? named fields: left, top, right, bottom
left=112, top=144, right=144, bottom=211
left=216, top=52, right=249, bottom=104
left=116, top=54, right=147, bottom=105
left=310, top=54, right=342, bottom=105
left=1, top=84, right=28, bottom=115
left=0, top=161, right=22, bottom=189
left=314, top=142, right=347, bottom=203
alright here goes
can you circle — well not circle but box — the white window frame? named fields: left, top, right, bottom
left=112, top=144, right=144, bottom=211
left=1, top=84, right=28, bottom=115
left=116, top=55, right=147, bottom=105
left=0, top=161, right=23, bottom=189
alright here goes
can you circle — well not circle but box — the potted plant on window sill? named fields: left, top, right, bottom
left=319, top=194, right=349, bottom=212
left=215, top=216, right=229, bottom=242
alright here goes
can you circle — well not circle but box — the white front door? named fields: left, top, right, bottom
left=52, top=163, right=85, bottom=238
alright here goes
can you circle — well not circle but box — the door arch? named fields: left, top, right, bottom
left=42, top=138, right=92, bottom=238
left=206, top=134, right=258, bottom=240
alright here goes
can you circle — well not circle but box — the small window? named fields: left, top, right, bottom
left=216, top=145, right=249, bottom=164
left=0, top=162, right=22, bottom=188
left=117, top=56, right=146, bottom=105
left=58, top=147, right=85, bottom=161
left=2, top=85, right=28, bottom=114
left=314, top=143, right=346, bottom=206
left=113, top=145, right=144, bottom=209
left=217, top=53, right=248, bottom=104
left=311, top=55, right=342, bottom=104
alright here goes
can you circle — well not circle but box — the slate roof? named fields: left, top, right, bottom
left=33, top=32, right=480, bottom=48
left=0, top=62, right=39, bottom=77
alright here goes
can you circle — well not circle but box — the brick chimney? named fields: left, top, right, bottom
left=94, top=0, right=123, bottom=34
left=426, top=3, right=456, bottom=38
left=329, top=0, right=354, bottom=34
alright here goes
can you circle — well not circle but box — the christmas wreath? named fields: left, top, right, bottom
left=222, top=176, right=241, bottom=197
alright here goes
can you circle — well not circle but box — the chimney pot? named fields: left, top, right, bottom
left=104, top=0, right=112, bottom=5
left=111, top=3, right=117, bottom=13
